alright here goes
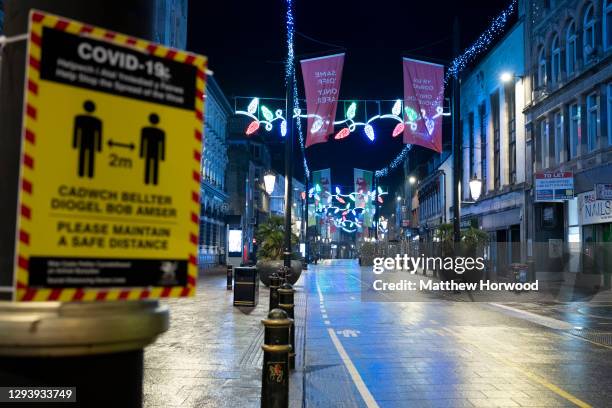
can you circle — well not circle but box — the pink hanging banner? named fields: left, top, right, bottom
left=402, top=57, right=444, bottom=153
left=300, top=53, right=345, bottom=148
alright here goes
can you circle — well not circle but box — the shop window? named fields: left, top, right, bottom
left=541, top=204, right=557, bottom=229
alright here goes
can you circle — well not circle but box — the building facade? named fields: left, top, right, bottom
left=459, top=17, right=528, bottom=277
left=269, top=175, right=306, bottom=239
left=199, top=77, right=231, bottom=269
left=416, top=152, right=454, bottom=242
left=226, top=118, right=273, bottom=262
left=525, top=0, right=612, bottom=284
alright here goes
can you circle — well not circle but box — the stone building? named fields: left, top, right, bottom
left=199, top=77, right=231, bottom=269
left=226, top=118, right=272, bottom=262
left=459, top=16, right=528, bottom=276
left=524, top=0, right=612, bottom=284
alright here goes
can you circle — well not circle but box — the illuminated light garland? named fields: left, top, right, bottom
left=239, top=0, right=517, bottom=180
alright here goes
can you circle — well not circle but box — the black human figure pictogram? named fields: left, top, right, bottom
left=73, top=100, right=102, bottom=178
left=140, top=113, right=165, bottom=185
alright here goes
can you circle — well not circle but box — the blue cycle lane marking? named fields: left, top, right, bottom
left=308, top=261, right=380, bottom=408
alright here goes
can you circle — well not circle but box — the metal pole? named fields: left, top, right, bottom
left=452, top=17, right=462, bottom=243
left=0, top=2, right=166, bottom=406
left=283, top=54, right=294, bottom=269
left=303, top=178, right=309, bottom=264
left=374, top=176, right=379, bottom=241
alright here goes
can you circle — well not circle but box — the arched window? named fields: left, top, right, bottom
left=583, top=4, right=596, bottom=57
left=537, top=47, right=547, bottom=88
left=605, top=0, right=612, bottom=50
left=566, top=22, right=577, bottom=75
left=551, top=35, right=561, bottom=83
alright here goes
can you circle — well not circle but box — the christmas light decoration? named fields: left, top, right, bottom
left=246, top=120, right=260, bottom=135
left=364, top=124, right=375, bottom=141
left=392, top=122, right=404, bottom=137
left=376, top=0, right=517, bottom=178
left=237, top=0, right=517, bottom=180
left=335, top=127, right=350, bottom=140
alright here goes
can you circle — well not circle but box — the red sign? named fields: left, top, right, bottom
left=402, top=58, right=444, bottom=153
left=300, top=53, right=345, bottom=148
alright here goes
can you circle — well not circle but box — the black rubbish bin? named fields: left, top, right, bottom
left=233, top=267, right=259, bottom=307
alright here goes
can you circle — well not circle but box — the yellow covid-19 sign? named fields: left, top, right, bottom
left=13, top=10, right=207, bottom=302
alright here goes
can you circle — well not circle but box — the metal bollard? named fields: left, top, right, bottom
left=227, top=265, right=233, bottom=290
left=277, top=282, right=295, bottom=370
left=269, top=273, right=280, bottom=311
left=261, top=309, right=292, bottom=408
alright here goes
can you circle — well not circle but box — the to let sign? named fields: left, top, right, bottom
left=595, top=184, right=612, bottom=201
left=13, top=10, right=206, bottom=302
left=535, top=172, right=574, bottom=202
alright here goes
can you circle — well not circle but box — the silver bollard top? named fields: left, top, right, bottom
left=0, top=300, right=169, bottom=357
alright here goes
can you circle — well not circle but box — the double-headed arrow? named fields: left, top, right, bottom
left=107, top=139, right=135, bottom=150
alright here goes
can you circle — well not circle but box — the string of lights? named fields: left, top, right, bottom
left=375, top=0, right=518, bottom=178
left=237, top=0, right=518, bottom=182
left=308, top=185, right=388, bottom=233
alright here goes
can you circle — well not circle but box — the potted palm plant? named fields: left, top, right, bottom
left=255, top=216, right=302, bottom=286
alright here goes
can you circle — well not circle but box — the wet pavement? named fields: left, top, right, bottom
left=143, top=268, right=305, bottom=408
left=304, top=260, right=612, bottom=408
left=144, top=260, right=612, bottom=407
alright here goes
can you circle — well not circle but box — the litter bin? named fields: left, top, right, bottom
left=510, top=263, right=529, bottom=284
left=233, top=267, right=259, bottom=307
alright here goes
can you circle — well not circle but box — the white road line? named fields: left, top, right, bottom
left=322, top=314, right=328, bottom=318
left=328, top=328, right=380, bottom=408
left=324, top=320, right=330, bottom=325
left=489, top=303, right=573, bottom=330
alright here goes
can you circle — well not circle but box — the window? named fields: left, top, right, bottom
left=551, top=35, right=561, bottom=84
left=537, top=47, right=547, bottom=88
left=479, top=103, right=487, bottom=193
left=605, top=0, right=612, bottom=50
left=567, top=22, right=577, bottom=75
left=554, top=111, right=564, bottom=164
left=540, top=119, right=549, bottom=169
left=468, top=113, right=475, bottom=178
left=584, top=4, right=596, bottom=57
left=608, top=83, right=612, bottom=146
left=569, top=104, right=581, bottom=159
left=506, top=84, right=516, bottom=183
left=587, top=92, right=599, bottom=152
left=492, top=92, right=500, bottom=189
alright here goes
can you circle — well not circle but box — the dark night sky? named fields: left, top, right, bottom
left=187, top=0, right=515, bottom=187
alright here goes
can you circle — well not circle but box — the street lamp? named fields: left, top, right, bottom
left=396, top=196, right=402, bottom=202
left=500, top=72, right=523, bottom=83
left=408, top=176, right=416, bottom=185
left=263, top=171, right=276, bottom=195
left=500, top=72, right=513, bottom=83
left=469, top=176, right=482, bottom=201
